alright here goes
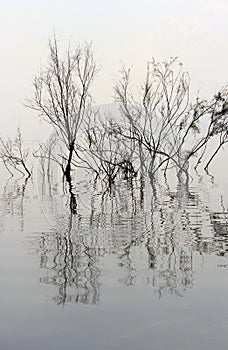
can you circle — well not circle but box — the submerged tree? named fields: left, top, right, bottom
left=26, top=40, right=228, bottom=212
left=27, top=36, right=96, bottom=184
left=114, top=58, right=228, bottom=179
left=78, top=111, right=137, bottom=188
left=0, top=126, right=31, bottom=178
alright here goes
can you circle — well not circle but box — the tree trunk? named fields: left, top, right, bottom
left=21, top=159, right=31, bottom=178
left=64, top=141, right=77, bottom=214
left=64, top=141, right=74, bottom=183
left=204, top=143, right=223, bottom=172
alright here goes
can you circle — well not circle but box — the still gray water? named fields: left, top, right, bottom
left=0, top=152, right=228, bottom=350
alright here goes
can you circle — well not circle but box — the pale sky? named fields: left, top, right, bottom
left=0, top=0, right=227, bottom=139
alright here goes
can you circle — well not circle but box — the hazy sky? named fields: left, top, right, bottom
left=0, top=0, right=227, bottom=138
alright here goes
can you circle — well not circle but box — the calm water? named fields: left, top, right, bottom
left=0, top=153, right=228, bottom=350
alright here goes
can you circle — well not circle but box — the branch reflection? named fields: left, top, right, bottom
left=37, top=214, right=101, bottom=305
left=1, top=177, right=29, bottom=232
left=34, top=173, right=228, bottom=304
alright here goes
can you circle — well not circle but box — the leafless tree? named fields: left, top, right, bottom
left=27, top=36, right=96, bottom=184
left=0, top=126, right=31, bottom=177
left=202, top=90, right=228, bottom=172
left=80, top=111, right=137, bottom=187
left=114, top=58, right=228, bottom=179
left=33, top=131, right=71, bottom=181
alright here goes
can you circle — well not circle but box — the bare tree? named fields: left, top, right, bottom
left=27, top=36, right=96, bottom=184
left=202, top=90, right=228, bottom=172
left=115, top=59, right=190, bottom=175
left=83, top=112, right=137, bottom=187
left=114, top=58, right=228, bottom=178
left=0, top=126, right=31, bottom=178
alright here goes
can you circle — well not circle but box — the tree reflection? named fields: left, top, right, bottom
left=32, top=171, right=228, bottom=303
left=210, top=196, right=228, bottom=257
left=37, top=214, right=101, bottom=305
left=1, top=177, right=29, bottom=232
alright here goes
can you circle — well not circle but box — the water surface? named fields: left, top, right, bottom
left=0, top=155, right=228, bottom=350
